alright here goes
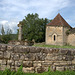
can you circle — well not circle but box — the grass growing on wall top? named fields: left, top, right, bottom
left=33, top=44, right=75, bottom=49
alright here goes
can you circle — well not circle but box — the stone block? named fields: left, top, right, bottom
left=41, top=61, right=53, bottom=67
left=45, top=54, right=55, bottom=61
left=36, top=66, right=46, bottom=73
left=71, top=50, right=75, bottom=55
left=41, top=48, right=49, bottom=53
left=63, top=56, right=74, bottom=61
left=15, top=42, right=20, bottom=45
left=65, top=66, right=75, bottom=70
left=67, top=61, right=72, bottom=65
left=66, top=50, right=71, bottom=55
left=73, top=56, right=75, bottom=60
left=43, top=67, right=48, bottom=72
left=7, top=60, right=15, bottom=66
left=50, top=65, right=56, bottom=71
left=54, top=62, right=60, bottom=66
left=11, top=66, right=15, bottom=71
left=14, top=46, right=30, bottom=53
left=2, top=60, right=7, bottom=65
left=35, top=66, right=48, bottom=73
left=4, top=51, right=10, bottom=59
left=19, top=54, right=25, bottom=60
left=65, top=66, right=70, bottom=70
left=59, top=49, right=68, bottom=55
left=60, top=50, right=71, bottom=55
left=29, top=47, right=41, bottom=53
left=33, top=61, right=42, bottom=67
left=54, top=61, right=72, bottom=66
left=0, top=51, right=3, bottom=58
left=22, top=67, right=34, bottom=73
left=15, top=61, right=22, bottom=67
left=11, top=53, right=15, bottom=59
left=25, top=53, right=35, bottom=61
left=35, top=53, right=46, bottom=61
left=23, top=61, right=33, bottom=67
left=7, top=45, right=14, bottom=51
left=56, top=66, right=65, bottom=71
left=0, top=65, right=6, bottom=71
left=0, top=60, right=2, bottom=64
left=70, top=66, right=75, bottom=70
left=72, top=60, right=75, bottom=64
left=15, top=67, right=19, bottom=71
left=7, top=65, right=10, bottom=69
left=13, top=54, right=20, bottom=61
left=48, top=49, right=59, bottom=54
left=0, top=44, right=7, bottom=51
left=47, top=55, right=63, bottom=61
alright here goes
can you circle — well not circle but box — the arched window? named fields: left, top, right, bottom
left=54, top=35, right=56, bottom=41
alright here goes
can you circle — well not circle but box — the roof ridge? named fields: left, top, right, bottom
left=59, top=14, right=64, bottom=26
left=47, top=13, right=71, bottom=28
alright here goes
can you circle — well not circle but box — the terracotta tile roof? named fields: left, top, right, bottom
left=47, top=13, right=71, bottom=28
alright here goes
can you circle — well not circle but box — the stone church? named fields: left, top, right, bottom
left=46, top=13, right=75, bottom=46
left=18, top=13, right=75, bottom=46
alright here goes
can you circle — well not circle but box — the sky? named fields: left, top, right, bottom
left=0, top=0, right=75, bottom=34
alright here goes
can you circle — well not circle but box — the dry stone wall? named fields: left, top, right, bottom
left=0, top=44, right=75, bottom=73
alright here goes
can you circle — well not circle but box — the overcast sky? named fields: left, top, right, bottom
left=0, top=0, right=75, bottom=34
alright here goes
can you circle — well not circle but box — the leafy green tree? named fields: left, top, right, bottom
left=1, top=27, right=13, bottom=43
left=3, top=28, right=13, bottom=43
left=20, top=13, right=50, bottom=42
left=2, top=35, right=11, bottom=43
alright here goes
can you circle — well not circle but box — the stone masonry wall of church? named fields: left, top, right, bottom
left=67, top=34, right=75, bottom=46
left=0, top=44, right=75, bottom=73
left=46, top=26, right=64, bottom=45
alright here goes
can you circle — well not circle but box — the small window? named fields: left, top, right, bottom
left=54, top=35, right=56, bottom=41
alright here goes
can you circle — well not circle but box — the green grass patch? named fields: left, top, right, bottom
left=33, top=44, right=75, bottom=49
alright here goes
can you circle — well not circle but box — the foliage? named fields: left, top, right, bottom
left=0, top=66, right=75, bottom=75
left=33, top=44, right=75, bottom=49
left=66, top=29, right=70, bottom=35
left=14, top=65, right=24, bottom=75
left=2, top=68, right=11, bottom=75
left=0, top=26, right=17, bottom=43
left=1, top=28, right=12, bottom=43
left=20, top=13, right=50, bottom=42
left=7, top=28, right=12, bottom=35
left=1, top=35, right=12, bottom=43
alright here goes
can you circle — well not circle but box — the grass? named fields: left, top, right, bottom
left=0, top=66, right=75, bottom=75
left=33, top=44, right=75, bottom=49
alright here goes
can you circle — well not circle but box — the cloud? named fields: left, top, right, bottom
left=0, top=19, right=18, bottom=34
left=0, top=0, right=70, bottom=19
left=0, top=0, right=75, bottom=34
left=0, top=20, right=8, bottom=25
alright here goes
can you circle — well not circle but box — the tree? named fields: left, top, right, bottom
left=7, top=28, right=12, bottom=35
left=3, top=28, right=13, bottom=43
left=1, top=25, right=5, bottom=35
left=20, top=13, right=50, bottom=42
left=1, top=27, right=13, bottom=43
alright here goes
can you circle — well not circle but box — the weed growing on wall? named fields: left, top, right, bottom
left=0, top=66, right=75, bottom=75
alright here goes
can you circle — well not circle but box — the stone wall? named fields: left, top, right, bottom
left=46, top=26, right=64, bottom=46
left=8, top=40, right=34, bottom=46
left=67, top=34, right=75, bottom=46
left=0, top=44, right=75, bottom=73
